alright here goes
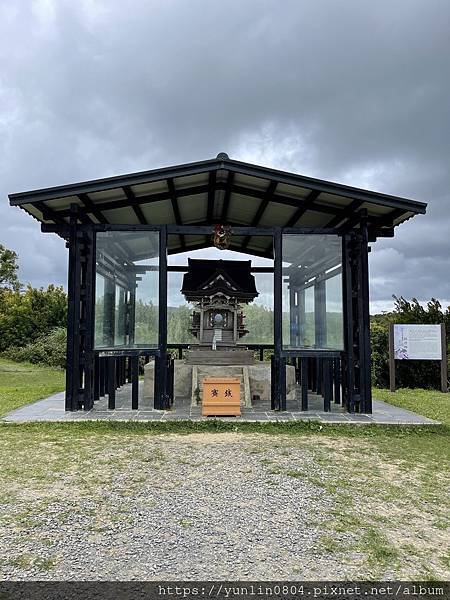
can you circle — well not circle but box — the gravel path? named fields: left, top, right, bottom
left=1, top=432, right=447, bottom=580
left=0, top=433, right=355, bottom=580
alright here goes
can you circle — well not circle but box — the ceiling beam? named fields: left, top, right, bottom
left=167, top=178, right=185, bottom=250
left=78, top=193, right=108, bottom=224
left=241, top=180, right=278, bottom=250
left=206, top=171, right=217, bottom=223
left=325, top=199, right=363, bottom=228
left=221, top=171, right=234, bottom=223
left=374, top=208, right=405, bottom=227
left=230, top=185, right=340, bottom=216
left=167, top=178, right=181, bottom=225
left=54, top=184, right=209, bottom=217
left=34, top=201, right=67, bottom=226
left=34, top=181, right=412, bottom=235
left=123, top=186, right=147, bottom=225
left=284, top=190, right=321, bottom=227
left=51, top=181, right=343, bottom=220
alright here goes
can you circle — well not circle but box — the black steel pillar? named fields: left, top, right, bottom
left=273, top=228, right=286, bottom=410
left=131, top=356, right=139, bottom=410
left=65, top=204, right=82, bottom=411
left=82, top=230, right=96, bottom=410
left=107, top=357, right=116, bottom=409
left=342, top=233, right=356, bottom=412
left=155, top=226, right=168, bottom=410
left=357, top=216, right=372, bottom=413
left=301, top=358, right=308, bottom=411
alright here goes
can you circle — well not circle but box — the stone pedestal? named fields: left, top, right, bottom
left=143, top=360, right=296, bottom=407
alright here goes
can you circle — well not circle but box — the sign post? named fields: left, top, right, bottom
left=389, top=323, right=447, bottom=393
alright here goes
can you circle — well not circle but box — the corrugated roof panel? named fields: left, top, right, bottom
left=167, top=235, right=182, bottom=250
left=230, top=235, right=245, bottom=246
left=9, top=157, right=426, bottom=241
left=359, top=201, right=392, bottom=216
left=26, top=204, right=52, bottom=223
left=131, top=180, right=168, bottom=197
left=102, top=206, right=140, bottom=225
left=276, top=183, right=311, bottom=198
left=233, top=173, right=270, bottom=191
left=141, top=200, right=173, bottom=225
left=317, top=192, right=351, bottom=206
left=178, top=194, right=207, bottom=223
left=394, top=210, right=414, bottom=225
left=227, top=193, right=260, bottom=224
left=259, top=203, right=296, bottom=227
left=247, top=235, right=273, bottom=252
left=45, top=195, right=83, bottom=210
left=182, top=234, right=209, bottom=248
left=174, top=173, right=208, bottom=189
left=88, top=188, right=127, bottom=203
left=296, top=211, right=332, bottom=227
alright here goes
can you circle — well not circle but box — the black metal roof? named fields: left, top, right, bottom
left=181, top=259, right=258, bottom=301
left=9, top=153, right=427, bottom=256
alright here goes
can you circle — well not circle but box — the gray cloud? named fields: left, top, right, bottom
left=1, top=0, right=449, bottom=311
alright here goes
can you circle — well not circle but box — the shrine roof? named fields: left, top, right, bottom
left=181, top=259, right=258, bottom=300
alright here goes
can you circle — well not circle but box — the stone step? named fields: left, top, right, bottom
left=185, top=348, right=254, bottom=365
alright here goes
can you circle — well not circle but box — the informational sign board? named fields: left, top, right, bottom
left=393, top=324, right=442, bottom=360
left=389, top=323, right=447, bottom=393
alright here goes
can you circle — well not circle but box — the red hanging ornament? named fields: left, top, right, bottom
left=213, top=224, right=232, bottom=250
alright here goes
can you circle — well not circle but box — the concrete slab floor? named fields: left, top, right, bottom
left=1, top=384, right=440, bottom=426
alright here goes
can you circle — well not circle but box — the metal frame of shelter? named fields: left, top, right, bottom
left=9, top=154, right=427, bottom=414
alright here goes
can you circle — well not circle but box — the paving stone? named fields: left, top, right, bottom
left=1, top=384, right=440, bottom=426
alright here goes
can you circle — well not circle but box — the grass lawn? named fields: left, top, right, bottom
left=0, top=359, right=65, bottom=417
left=0, top=360, right=448, bottom=579
left=374, top=387, right=450, bottom=426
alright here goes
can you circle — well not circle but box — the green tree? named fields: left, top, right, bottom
left=0, top=244, right=20, bottom=291
left=243, top=304, right=274, bottom=344
left=168, top=304, right=196, bottom=344
left=0, top=284, right=67, bottom=352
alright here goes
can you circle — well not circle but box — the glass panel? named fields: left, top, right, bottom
left=244, top=272, right=274, bottom=344
left=134, top=266, right=159, bottom=346
left=167, top=271, right=197, bottom=345
left=94, top=274, right=105, bottom=347
left=325, top=271, right=344, bottom=349
left=114, top=285, right=127, bottom=346
left=95, top=231, right=160, bottom=349
left=282, top=234, right=343, bottom=350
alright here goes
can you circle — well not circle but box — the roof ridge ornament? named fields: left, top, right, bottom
left=216, top=152, right=229, bottom=160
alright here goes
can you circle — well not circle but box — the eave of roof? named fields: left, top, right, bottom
left=8, top=154, right=427, bottom=255
left=8, top=156, right=427, bottom=214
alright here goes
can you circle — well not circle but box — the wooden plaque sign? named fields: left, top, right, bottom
left=202, top=378, right=241, bottom=416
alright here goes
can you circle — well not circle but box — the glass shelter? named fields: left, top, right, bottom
left=9, top=154, right=426, bottom=414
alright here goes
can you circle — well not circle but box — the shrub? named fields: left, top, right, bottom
left=4, top=327, right=67, bottom=368
left=0, top=285, right=67, bottom=352
left=370, top=321, right=389, bottom=388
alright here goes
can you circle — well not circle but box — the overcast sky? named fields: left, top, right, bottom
left=1, top=0, right=449, bottom=313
